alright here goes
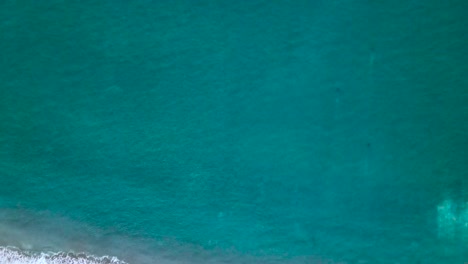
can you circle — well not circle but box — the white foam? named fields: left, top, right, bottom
left=437, top=198, right=468, bottom=241
left=0, top=247, right=127, bottom=264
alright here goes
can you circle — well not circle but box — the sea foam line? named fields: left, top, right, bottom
left=0, top=246, right=127, bottom=264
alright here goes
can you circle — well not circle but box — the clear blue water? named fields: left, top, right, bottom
left=0, top=1, right=467, bottom=263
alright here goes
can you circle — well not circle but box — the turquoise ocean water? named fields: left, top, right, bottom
left=0, top=1, right=467, bottom=263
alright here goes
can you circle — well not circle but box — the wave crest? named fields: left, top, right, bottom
left=0, top=246, right=127, bottom=264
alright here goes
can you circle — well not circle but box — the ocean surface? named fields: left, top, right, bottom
left=0, top=0, right=467, bottom=263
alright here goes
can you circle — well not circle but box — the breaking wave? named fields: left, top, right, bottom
left=0, top=246, right=127, bottom=264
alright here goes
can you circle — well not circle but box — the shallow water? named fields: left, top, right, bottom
left=0, top=0, right=467, bottom=263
